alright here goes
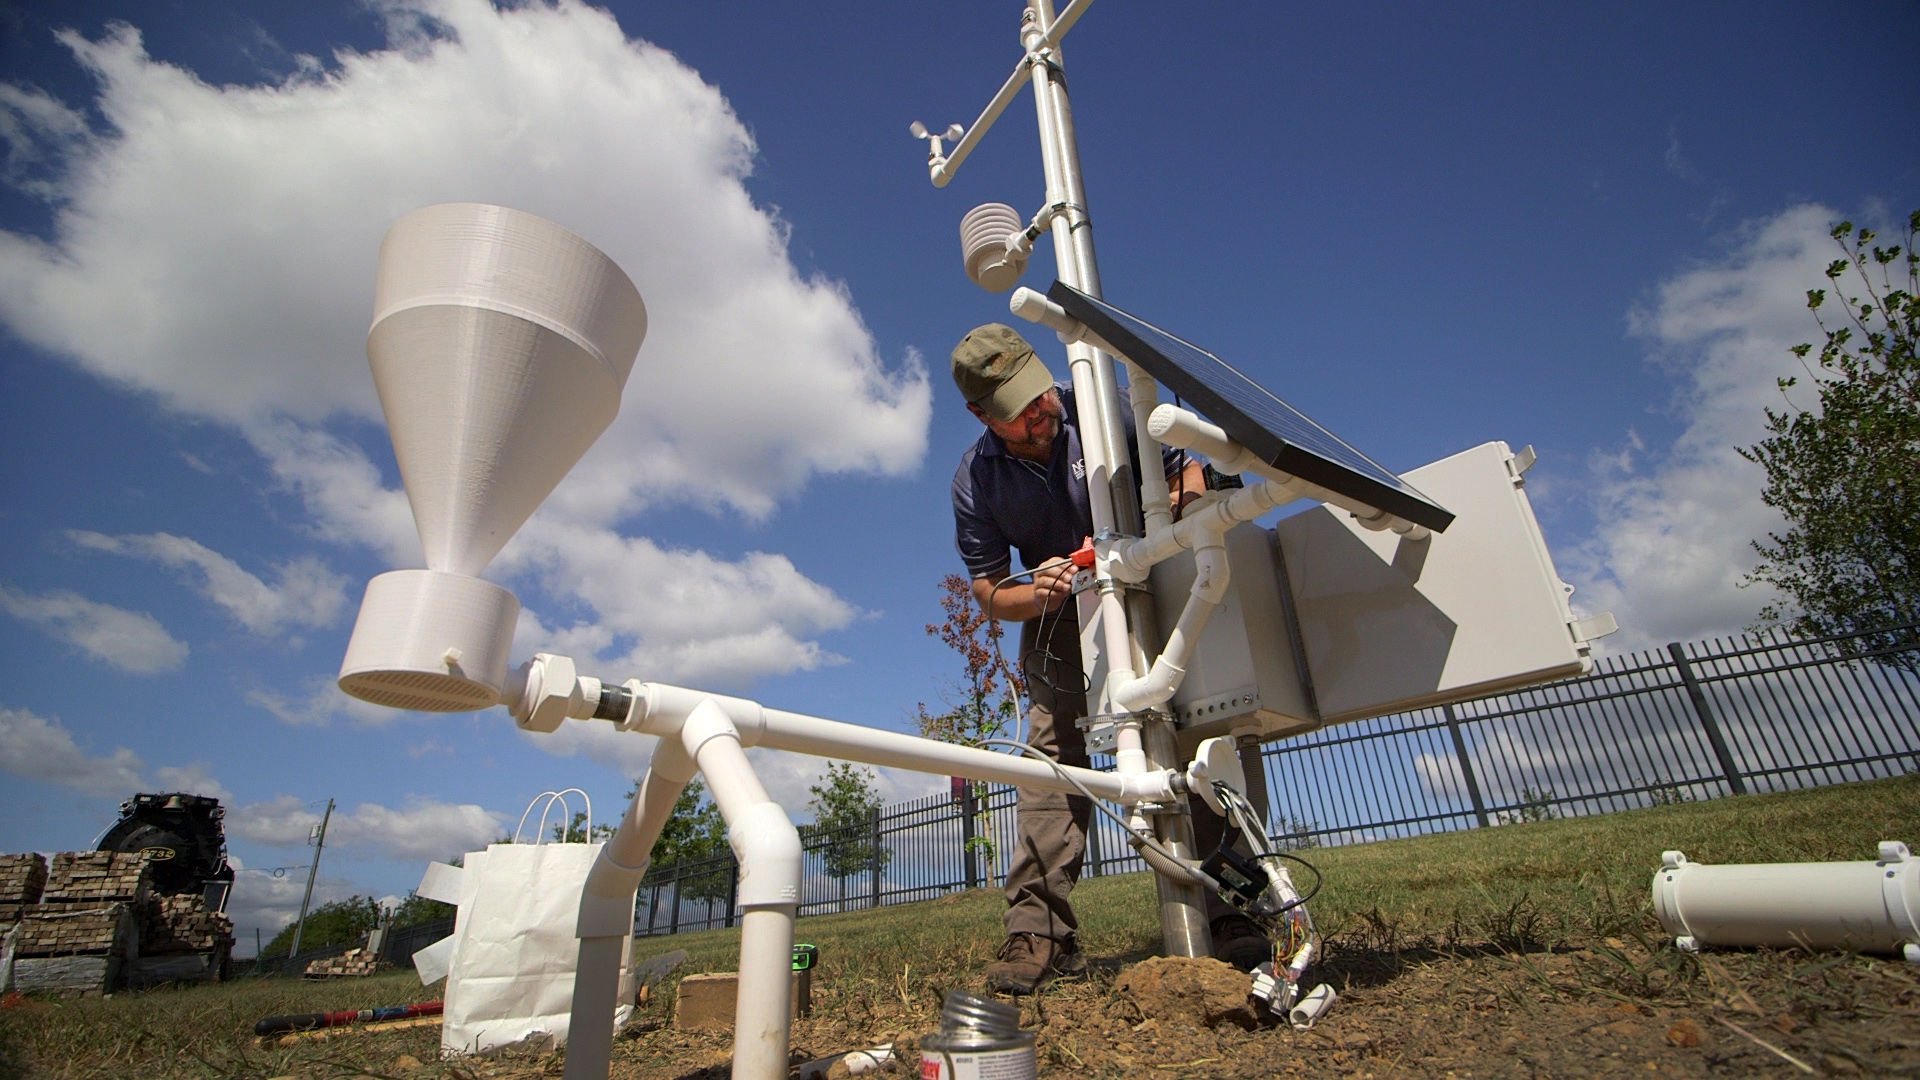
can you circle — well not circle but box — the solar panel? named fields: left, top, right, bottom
left=1048, top=281, right=1455, bottom=532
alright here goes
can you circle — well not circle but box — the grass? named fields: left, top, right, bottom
left=2, top=772, right=1915, bottom=1078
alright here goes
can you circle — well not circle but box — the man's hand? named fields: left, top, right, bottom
left=1031, top=560, right=1076, bottom=613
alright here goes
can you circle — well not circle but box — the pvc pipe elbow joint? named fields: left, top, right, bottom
left=1112, top=661, right=1186, bottom=713
left=728, top=802, right=803, bottom=911
left=578, top=845, right=649, bottom=938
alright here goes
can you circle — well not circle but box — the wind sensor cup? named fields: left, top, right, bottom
left=337, top=203, right=647, bottom=712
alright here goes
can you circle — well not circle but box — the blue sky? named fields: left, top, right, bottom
left=1, top=0, right=1914, bottom=955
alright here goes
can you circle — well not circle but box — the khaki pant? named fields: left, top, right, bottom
left=1003, top=612, right=1092, bottom=941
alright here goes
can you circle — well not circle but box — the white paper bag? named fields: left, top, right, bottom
left=420, top=789, right=635, bottom=1056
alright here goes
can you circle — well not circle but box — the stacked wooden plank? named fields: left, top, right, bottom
left=127, top=893, right=234, bottom=987
left=41, top=852, right=151, bottom=906
left=7, top=903, right=136, bottom=996
left=304, top=947, right=379, bottom=979
left=141, top=894, right=233, bottom=953
left=0, top=852, right=47, bottom=925
left=3, top=850, right=235, bottom=994
left=6, top=853, right=153, bottom=994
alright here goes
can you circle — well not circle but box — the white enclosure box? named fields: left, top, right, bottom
left=1083, top=441, right=1604, bottom=748
left=1139, top=522, right=1317, bottom=746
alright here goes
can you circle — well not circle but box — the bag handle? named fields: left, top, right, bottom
left=512, top=788, right=594, bottom=845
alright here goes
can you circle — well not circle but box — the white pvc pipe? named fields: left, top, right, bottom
left=561, top=740, right=694, bottom=1080
left=926, top=0, right=1100, bottom=186
left=619, top=681, right=1180, bottom=806
left=1288, top=984, right=1337, bottom=1029
left=1148, top=404, right=1432, bottom=541
left=682, top=699, right=804, bottom=1080
left=565, top=936, right=626, bottom=1080
left=1652, top=843, right=1920, bottom=961
left=1146, top=404, right=1265, bottom=479
left=733, top=909, right=797, bottom=1074
left=1111, top=543, right=1226, bottom=712
left=1109, top=478, right=1287, bottom=582
left=1113, top=721, right=1147, bottom=777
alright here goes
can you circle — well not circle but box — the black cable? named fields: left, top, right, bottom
left=1214, top=781, right=1324, bottom=914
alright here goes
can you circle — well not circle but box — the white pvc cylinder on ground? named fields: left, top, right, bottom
left=1651, top=842, right=1920, bottom=961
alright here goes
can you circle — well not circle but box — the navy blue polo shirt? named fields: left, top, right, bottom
left=952, top=382, right=1183, bottom=581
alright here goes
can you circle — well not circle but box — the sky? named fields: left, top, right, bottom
left=0, top=0, right=1914, bottom=956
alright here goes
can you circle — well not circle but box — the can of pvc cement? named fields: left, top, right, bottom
left=918, top=990, right=1036, bottom=1080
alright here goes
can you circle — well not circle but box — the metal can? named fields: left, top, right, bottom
left=918, top=990, right=1036, bottom=1080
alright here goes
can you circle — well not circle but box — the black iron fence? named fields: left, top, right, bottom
left=636, top=620, right=1919, bottom=936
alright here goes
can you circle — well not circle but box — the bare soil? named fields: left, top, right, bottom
left=574, top=926, right=1919, bottom=1078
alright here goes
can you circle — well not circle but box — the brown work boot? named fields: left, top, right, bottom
left=985, top=933, right=1086, bottom=995
left=1211, top=914, right=1272, bottom=972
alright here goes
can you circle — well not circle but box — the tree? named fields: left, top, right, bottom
left=392, top=891, right=454, bottom=928
left=915, top=573, right=1024, bottom=749
left=800, top=761, right=890, bottom=893
left=551, top=810, right=614, bottom=845
left=647, top=777, right=731, bottom=903
left=1741, top=211, right=1920, bottom=663
left=914, top=573, right=1026, bottom=884
left=264, top=895, right=381, bottom=955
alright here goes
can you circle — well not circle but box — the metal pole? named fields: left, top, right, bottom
left=1022, top=0, right=1211, bottom=958
left=288, top=797, right=333, bottom=958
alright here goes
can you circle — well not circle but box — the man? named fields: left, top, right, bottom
left=949, top=323, right=1267, bottom=994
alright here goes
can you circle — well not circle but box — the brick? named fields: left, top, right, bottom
left=673, top=970, right=812, bottom=1032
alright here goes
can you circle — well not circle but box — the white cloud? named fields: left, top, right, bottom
left=224, top=869, right=356, bottom=958
left=67, top=530, right=350, bottom=637
left=0, top=584, right=189, bottom=673
left=508, top=523, right=860, bottom=689
left=227, top=793, right=504, bottom=864
left=0, top=705, right=230, bottom=801
left=0, top=0, right=928, bottom=510
left=328, top=799, right=505, bottom=863
left=0, top=704, right=145, bottom=796
left=151, top=763, right=235, bottom=804
left=1563, top=204, right=1862, bottom=649
left=0, top=0, right=930, bottom=692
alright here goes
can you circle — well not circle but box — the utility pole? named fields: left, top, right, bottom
left=288, top=797, right=334, bottom=958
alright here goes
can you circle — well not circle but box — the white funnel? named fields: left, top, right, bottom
left=339, top=203, right=647, bottom=712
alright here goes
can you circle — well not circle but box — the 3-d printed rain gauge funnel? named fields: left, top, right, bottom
left=338, top=203, right=647, bottom=712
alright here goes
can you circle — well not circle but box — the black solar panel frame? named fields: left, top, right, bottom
left=1047, top=281, right=1455, bottom=533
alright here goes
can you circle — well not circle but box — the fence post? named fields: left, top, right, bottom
left=1443, top=704, right=1491, bottom=828
left=726, top=853, right=739, bottom=928
left=668, top=860, right=682, bottom=936
left=1666, top=641, right=1748, bottom=795
left=1084, top=803, right=1103, bottom=878
left=960, top=782, right=980, bottom=890
left=870, top=810, right=882, bottom=910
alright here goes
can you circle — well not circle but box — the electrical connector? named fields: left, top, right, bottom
left=1248, top=961, right=1295, bottom=1016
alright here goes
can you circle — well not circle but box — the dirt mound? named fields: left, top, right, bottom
left=1112, top=956, right=1261, bottom=1030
